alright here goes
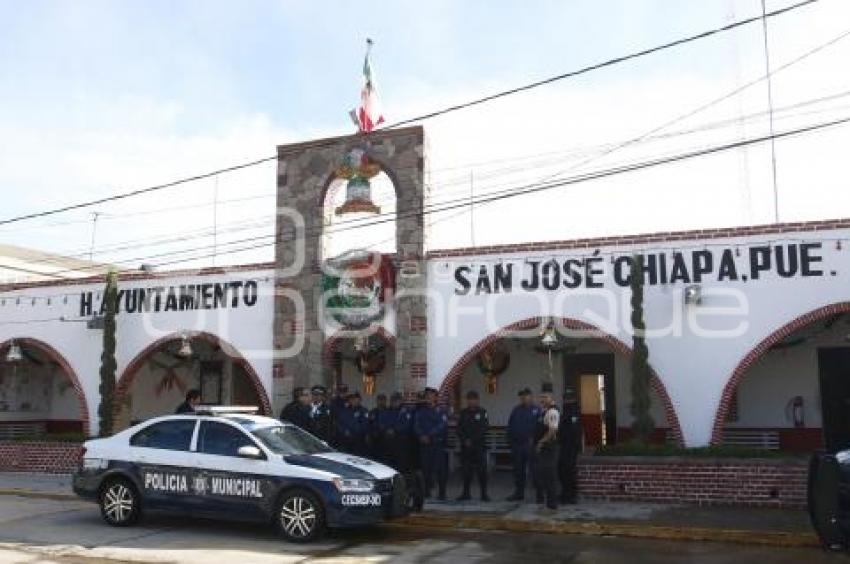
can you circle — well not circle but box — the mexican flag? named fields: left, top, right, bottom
left=350, top=38, right=385, bottom=133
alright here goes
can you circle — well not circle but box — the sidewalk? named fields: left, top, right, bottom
left=0, top=471, right=820, bottom=548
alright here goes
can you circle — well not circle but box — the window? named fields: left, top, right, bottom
left=198, top=421, right=257, bottom=457
left=251, top=423, right=333, bottom=456
left=130, top=420, right=196, bottom=451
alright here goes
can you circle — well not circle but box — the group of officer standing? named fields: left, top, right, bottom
left=279, top=381, right=582, bottom=507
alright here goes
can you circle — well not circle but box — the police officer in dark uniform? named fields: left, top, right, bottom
left=414, top=387, right=449, bottom=500
left=558, top=388, right=583, bottom=504
left=387, top=392, right=416, bottom=471
left=280, top=387, right=312, bottom=431
left=175, top=389, right=201, bottom=414
left=534, top=384, right=561, bottom=511
left=456, top=390, right=490, bottom=502
left=309, top=385, right=334, bottom=444
left=506, top=388, right=541, bottom=501
left=336, top=391, right=370, bottom=456
left=369, top=393, right=394, bottom=464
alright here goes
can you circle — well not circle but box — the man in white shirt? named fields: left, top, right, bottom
left=534, top=385, right=561, bottom=511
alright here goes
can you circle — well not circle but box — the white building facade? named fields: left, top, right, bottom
left=2, top=218, right=850, bottom=451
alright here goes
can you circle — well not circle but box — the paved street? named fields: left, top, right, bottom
left=0, top=494, right=843, bottom=564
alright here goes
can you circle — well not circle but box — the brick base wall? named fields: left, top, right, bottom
left=0, top=441, right=83, bottom=474
left=578, top=456, right=808, bottom=509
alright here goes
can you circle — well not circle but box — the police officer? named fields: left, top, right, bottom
left=309, top=385, right=334, bottom=444
left=280, top=387, right=312, bottom=431
left=336, top=391, right=370, bottom=456
left=175, top=389, right=201, bottom=414
left=369, top=393, right=394, bottom=464
left=558, top=388, right=583, bottom=504
left=456, top=390, right=490, bottom=502
left=534, top=385, right=561, bottom=511
left=386, top=392, right=415, bottom=470
left=414, top=387, right=449, bottom=500
left=506, top=388, right=540, bottom=501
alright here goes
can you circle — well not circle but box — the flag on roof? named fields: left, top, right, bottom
left=349, top=38, right=385, bottom=133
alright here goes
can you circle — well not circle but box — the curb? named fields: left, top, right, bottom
left=389, top=512, right=820, bottom=548
left=0, top=489, right=820, bottom=548
left=0, top=489, right=78, bottom=502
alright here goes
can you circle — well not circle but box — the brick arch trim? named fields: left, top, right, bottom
left=436, top=316, right=684, bottom=447
left=116, top=331, right=271, bottom=415
left=0, top=338, right=90, bottom=436
left=322, top=327, right=397, bottom=385
left=710, top=301, right=850, bottom=445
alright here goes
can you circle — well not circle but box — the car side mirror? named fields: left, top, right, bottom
left=237, top=445, right=264, bottom=459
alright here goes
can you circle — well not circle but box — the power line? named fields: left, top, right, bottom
left=0, top=0, right=821, bottom=229
left=15, top=111, right=847, bottom=283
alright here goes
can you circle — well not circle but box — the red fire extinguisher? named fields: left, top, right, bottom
left=786, top=396, right=805, bottom=428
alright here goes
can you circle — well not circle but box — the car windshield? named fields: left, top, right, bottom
left=250, top=424, right=333, bottom=456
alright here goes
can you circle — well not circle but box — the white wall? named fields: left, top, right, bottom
left=427, top=228, right=850, bottom=446
left=727, top=318, right=850, bottom=429
left=0, top=268, right=275, bottom=434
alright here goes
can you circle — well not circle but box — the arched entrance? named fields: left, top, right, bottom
left=438, top=317, right=684, bottom=447
left=711, top=302, right=850, bottom=450
left=323, top=327, right=397, bottom=408
left=115, top=331, right=270, bottom=429
left=0, top=338, right=90, bottom=437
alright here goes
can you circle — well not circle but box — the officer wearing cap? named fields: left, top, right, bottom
left=280, top=386, right=312, bottom=431
left=534, top=384, right=561, bottom=511
left=559, top=387, right=583, bottom=504
left=506, top=387, right=541, bottom=501
left=456, top=390, right=490, bottom=502
left=414, top=387, right=449, bottom=500
left=336, top=391, right=370, bottom=456
left=309, top=385, right=334, bottom=444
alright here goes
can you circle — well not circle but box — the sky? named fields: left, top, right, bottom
left=0, top=0, right=849, bottom=276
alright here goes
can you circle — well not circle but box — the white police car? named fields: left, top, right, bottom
left=73, top=407, right=407, bottom=542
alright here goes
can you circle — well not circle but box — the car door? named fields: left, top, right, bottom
left=191, top=420, right=276, bottom=520
left=127, top=419, right=199, bottom=512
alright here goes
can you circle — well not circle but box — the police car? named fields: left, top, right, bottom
left=72, top=407, right=407, bottom=542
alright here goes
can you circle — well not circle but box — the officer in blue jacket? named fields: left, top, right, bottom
left=388, top=392, right=416, bottom=472
left=335, top=391, right=370, bottom=457
left=369, top=393, right=394, bottom=463
left=414, top=387, right=448, bottom=500
left=506, top=387, right=541, bottom=501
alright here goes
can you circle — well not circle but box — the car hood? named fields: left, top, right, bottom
left=283, top=451, right=397, bottom=480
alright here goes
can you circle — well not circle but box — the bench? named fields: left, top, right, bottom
left=446, top=427, right=512, bottom=472
left=721, top=428, right=780, bottom=450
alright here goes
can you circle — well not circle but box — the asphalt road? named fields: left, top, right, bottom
left=0, top=494, right=844, bottom=564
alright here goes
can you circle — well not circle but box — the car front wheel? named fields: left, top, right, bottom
left=275, top=489, right=325, bottom=543
left=99, top=478, right=141, bottom=527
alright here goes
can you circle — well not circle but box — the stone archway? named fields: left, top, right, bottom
left=322, top=327, right=398, bottom=400
left=710, top=302, right=850, bottom=446
left=437, top=316, right=684, bottom=446
left=115, top=331, right=271, bottom=425
left=0, top=338, right=90, bottom=436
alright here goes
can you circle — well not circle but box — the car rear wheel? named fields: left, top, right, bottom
left=275, top=489, right=325, bottom=543
left=99, top=478, right=141, bottom=527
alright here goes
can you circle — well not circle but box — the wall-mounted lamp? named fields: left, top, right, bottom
left=684, top=284, right=702, bottom=305
left=176, top=334, right=193, bottom=358
left=5, top=341, right=22, bottom=363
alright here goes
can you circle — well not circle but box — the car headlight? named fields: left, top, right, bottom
left=82, top=458, right=109, bottom=470
left=837, top=450, right=850, bottom=464
left=333, top=478, right=374, bottom=493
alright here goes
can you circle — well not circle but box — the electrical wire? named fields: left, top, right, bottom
left=0, top=0, right=821, bottom=228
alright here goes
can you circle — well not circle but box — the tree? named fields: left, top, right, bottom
left=629, top=255, right=655, bottom=443
left=98, top=271, right=118, bottom=437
